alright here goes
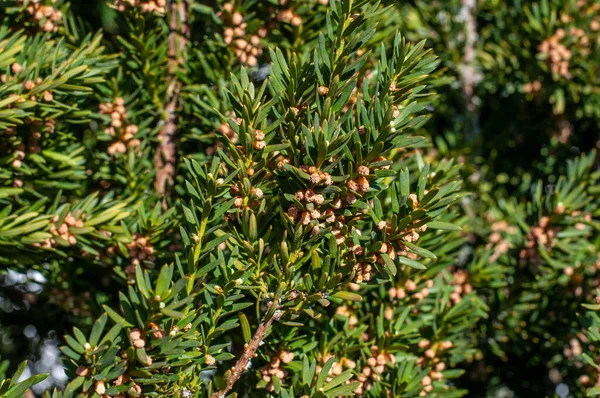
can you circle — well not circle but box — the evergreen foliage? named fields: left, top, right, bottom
left=0, top=0, right=599, bottom=397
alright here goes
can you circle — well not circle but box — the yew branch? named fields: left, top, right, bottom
left=210, top=303, right=280, bottom=398
left=155, top=0, right=189, bottom=199
left=460, top=0, right=480, bottom=140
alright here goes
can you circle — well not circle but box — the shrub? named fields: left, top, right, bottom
left=0, top=1, right=599, bottom=397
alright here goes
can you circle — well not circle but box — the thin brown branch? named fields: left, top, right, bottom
left=210, top=303, right=281, bottom=398
left=154, top=0, right=189, bottom=200
left=460, top=0, right=480, bottom=140
left=460, top=0, right=477, bottom=108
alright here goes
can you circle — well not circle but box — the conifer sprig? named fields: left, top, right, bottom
left=1, top=0, right=599, bottom=397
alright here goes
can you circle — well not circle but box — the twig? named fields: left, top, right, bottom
left=210, top=303, right=281, bottom=398
left=459, top=0, right=480, bottom=140
left=154, top=0, right=189, bottom=200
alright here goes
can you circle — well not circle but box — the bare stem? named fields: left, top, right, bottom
left=154, top=0, right=189, bottom=200
left=460, top=0, right=480, bottom=139
left=210, top=303, right=280, bottom=398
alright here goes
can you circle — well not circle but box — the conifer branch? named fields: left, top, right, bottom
left=210, top=302, right=281, bottom=398
left=460, top=0, right=480, bottom=140
left=155, top=0, right=189, bottom=199
left=6, top=1, right=598, bottom=396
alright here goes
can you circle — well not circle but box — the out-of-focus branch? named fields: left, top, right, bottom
left=155, top=0, right=189, bottom=200
left=460, top=0, right=480, bottom=140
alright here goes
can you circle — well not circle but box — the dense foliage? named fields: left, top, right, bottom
left=0, top=0, right=599, bottom=397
